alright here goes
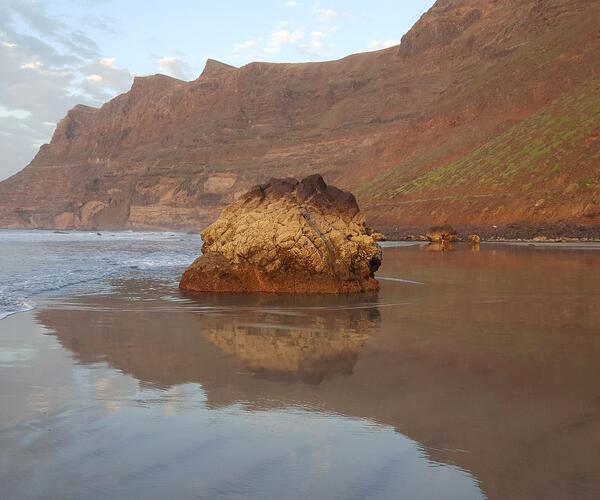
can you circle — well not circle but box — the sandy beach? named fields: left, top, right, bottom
left=1, top=242, right=600, bottom=499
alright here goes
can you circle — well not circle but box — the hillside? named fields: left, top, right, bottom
left=0, top=0, right=599, bottom=236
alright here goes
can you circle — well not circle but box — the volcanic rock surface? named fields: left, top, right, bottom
left=0, top=0, right=599, bottom=236
left=179, top=175, right=382, bottom=294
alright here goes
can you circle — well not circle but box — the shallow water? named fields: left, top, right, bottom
left=1, top=237, right=600, bottom=499
left=0, top=229, right=200, bottom=319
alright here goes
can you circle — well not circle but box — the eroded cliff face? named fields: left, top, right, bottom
left=0, top=0, right=598, bottom=232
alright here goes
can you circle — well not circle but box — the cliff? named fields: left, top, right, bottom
left=0, top=0, right=598, bottom=234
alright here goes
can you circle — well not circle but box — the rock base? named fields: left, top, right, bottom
left=180, top=253, right=379, bottom=294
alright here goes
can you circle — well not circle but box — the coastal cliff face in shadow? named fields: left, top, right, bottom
left=35, top=244, right=600, bottom=500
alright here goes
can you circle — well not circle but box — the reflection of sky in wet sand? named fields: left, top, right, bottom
left=1, top=243, right=600, bottom=499
left=0, top=312, right=483, bottom=500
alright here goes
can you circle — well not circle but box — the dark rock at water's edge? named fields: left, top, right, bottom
left=180, top=175, right=383, bottom=294
left=426, top=225, right=458, bottom=243
left=468, top=234, right=481, bottom=245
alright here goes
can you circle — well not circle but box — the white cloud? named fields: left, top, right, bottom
left=265, top=27, right=304, bottom=53
left=314, top=7, right=338, bottom=22
left=368, top=39, right=399, bottom=50
left=298, top=30, right=333, bottom=56
left=0, top=105, right=31, bottom=120
left=233, top=40, right=257, bottom=51
left=229, top=2, right=345, bottom=63
left=20, top=61, right=42, bottom=70
left=0, top=0, right=135, bottom=179
left=100, top=57, right=115, bottom=67
left=158, top=56, right=192, bottom=80
left=80, top=58, right=133, bottom=100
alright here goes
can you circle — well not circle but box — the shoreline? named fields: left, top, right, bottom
left=2, top=238, right=600, bottom=323
left=374, top=222, right=600, bottom=243
left=2, top=225, right=600, bottom=243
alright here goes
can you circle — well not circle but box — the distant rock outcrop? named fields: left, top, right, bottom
left=180, top=175, right=382, bottom=294
left=426, top=224, right=458, bottom=242
left=468, top=233, right=482, bottom=245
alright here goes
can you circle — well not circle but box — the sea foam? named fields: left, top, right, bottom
left=0, top=230, right=201, bottom=320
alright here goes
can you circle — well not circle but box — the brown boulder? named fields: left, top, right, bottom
left=468, top=233, right=482, bottom=245
left=426, top=225, right=459, bottom=242
left=180, top=175, right=382, bottom=294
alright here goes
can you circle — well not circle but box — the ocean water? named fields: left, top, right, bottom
left=0, top=230, right=201, bottom=320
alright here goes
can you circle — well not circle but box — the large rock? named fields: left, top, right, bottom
left=180, top=175, right=382, bottom=294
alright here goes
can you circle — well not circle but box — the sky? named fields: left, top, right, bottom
left=0, top=0, right=434, bottom=181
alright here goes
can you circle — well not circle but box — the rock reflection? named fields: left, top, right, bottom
left=37, top=291, right=380, bottom=388
left=426, top=241, right=456, bottom=252
left=197, top=298, right=379, bottom=384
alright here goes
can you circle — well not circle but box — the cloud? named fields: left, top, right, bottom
left=233, top=40, right=257, bottom=51
left=265, top=27, right=304, bottom=54
left=100, top=57, right=115, bottom=67
left=368, top=39, right=399, bottom=50
left=230, top=2, right=345, bottom=63
left=79, top=14, right=120, bottom=35
left=19, top=60, right=42, bottom=70
left=80, top=57, right=133, bottom=100
left=0, top=114, right=59, bottom=181
left=158, top=56, right=192, bottom=80
left=298, top=30, right=333, bottom=56
left=313, top=7, right=339, bottom=22
left=0, top=0, right=133, bottom=180
left=7, top=0, right=100, bottom=58
left=86, top=58, right=131, bottom=88
left=0, top=105, right=32, bottom=120
left=1, top=41, right=79, bottom=123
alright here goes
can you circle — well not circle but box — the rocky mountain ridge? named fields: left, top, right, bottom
left=0, top=0, right=598, bottom=235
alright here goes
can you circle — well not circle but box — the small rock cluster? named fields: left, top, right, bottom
left=426, top=225, right=459, bottom=243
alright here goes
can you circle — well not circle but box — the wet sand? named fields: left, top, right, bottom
left=1, top=243, right=600, bottom=499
